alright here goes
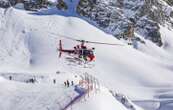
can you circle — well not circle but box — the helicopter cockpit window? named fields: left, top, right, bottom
left=83, top=50, right=94, bottom=56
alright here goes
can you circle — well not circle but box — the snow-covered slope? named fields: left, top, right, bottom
left=0, top=8, right=30, bottom=68
left=0, top=6, right=173, bottom=110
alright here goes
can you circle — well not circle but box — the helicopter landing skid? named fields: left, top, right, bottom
left=65, top=57, right=94, bottom=68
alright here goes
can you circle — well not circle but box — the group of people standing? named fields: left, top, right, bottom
left=8, top=75, right=36, bottom=83
left=52, top=79, right=74, bottom=87
left=8, top=75, right=76, bottom=87
left=64, top=80, right=74, bottom=87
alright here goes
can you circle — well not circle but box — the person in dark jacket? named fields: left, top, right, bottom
left=64, top=81, right=67, bottom=86
left=66, top=80, right=70, bottom=87
left=53, top=79, right=56, bottom=84
left=9, top=76, right=12, bottom=80
left=71, top=81, right=74, bottom=86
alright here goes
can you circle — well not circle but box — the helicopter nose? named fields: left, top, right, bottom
left=89, top=55, right=95, bottom=61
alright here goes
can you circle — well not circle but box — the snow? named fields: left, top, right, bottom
left=48, top=0, right=57, bottom=3
left=160, top=25, right=173, bottom=54
left=0, top=2, right=173, bottom=109
left=73, top=87, right=128, bottom=110
left=0, top=8, right=31, bottom=68
left=0, top=75, right=78, bottom=110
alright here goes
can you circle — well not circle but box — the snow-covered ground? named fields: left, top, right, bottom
left=0, top=1, right=173, bottom=109
left=0, top=73, right=80, bottom=110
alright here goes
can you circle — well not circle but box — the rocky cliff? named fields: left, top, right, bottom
left=77, top=0, right=173, bottom=46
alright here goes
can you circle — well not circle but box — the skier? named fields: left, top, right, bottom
left=71, top=81, right=74, bottom=86
left=121, top=96, right=126, bottom=104
left=66, top=80, right=70, bottom=87
left=9, top=76, right=12, bottom=80
left=30, top=78, right=35, bottom=83
left=64, top=81, right=67, bottom=86
left=53, top=79, right=56, bottom=84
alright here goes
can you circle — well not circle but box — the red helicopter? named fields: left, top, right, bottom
left=58, top=40, right=95, bottom=62
left=57, top=35, right=123, bottom=63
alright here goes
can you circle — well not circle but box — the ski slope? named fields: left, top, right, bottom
left=0, top=4, right=173, bottom=110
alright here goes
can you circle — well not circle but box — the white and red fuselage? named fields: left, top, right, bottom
left=58, top=40, right=95, bottom=62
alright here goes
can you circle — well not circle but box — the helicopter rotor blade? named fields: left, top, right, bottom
left=50, top=32, right=124, bottom=46
left=84, top=40, right=124, bottom=46
left=74, top=38, right=124, bottom=46
left=63, top=35, right=124, bottom=46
